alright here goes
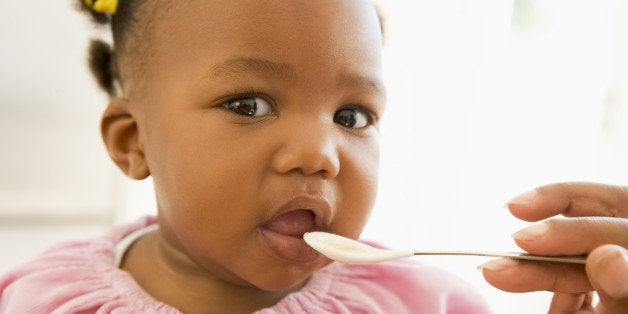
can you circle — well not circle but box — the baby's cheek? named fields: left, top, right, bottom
left=336, top=166, right=378, bottom=231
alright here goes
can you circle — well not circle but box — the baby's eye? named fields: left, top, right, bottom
left=333, top=108, right=372, bottom=129
left=223, top=97, right=272, bottom=117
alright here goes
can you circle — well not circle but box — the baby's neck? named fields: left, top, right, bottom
left=120, top=231, right=301, bottom=313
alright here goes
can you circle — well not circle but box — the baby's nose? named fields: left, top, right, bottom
left=271, top=119, right=340, bottom=178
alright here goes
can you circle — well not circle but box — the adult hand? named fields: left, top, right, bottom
left=480, top=182, right=628, bottom=313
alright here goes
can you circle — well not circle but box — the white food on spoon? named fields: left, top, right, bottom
left=303, top=231, right=414, bottom=264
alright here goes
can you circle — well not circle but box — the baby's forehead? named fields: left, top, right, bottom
left=133, top=0, right=384, bottom=56
left=148, top=0, right=382, bottom=30
left=116, top=0, right=384, bottom=98
left=145, top=1, right=382, bottom=57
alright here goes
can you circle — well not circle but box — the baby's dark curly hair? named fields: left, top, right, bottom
left=75, top=0, right=150, bottom=97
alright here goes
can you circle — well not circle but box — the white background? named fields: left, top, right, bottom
left=1, top=0, right=628, bottom=313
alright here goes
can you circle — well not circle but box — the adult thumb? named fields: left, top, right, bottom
left=586, top=244, right=628, bottom=314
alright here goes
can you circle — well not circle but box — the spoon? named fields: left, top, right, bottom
left=303, top=231, right=587, bottom=265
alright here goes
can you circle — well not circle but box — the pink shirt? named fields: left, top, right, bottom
left=0, top=217, right=491, bottom=313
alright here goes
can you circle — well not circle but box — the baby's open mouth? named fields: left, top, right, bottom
left=263, top=209, right=316, bottom=237
left=261, top=209, right=321, bottom=263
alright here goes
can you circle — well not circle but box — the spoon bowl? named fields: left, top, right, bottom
left=304, top=231, right=414, bottom=264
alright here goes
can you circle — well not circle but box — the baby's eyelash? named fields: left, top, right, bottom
left=219, top=88, right=263, bottom=103
left=345, top=104, right=378, bottom=123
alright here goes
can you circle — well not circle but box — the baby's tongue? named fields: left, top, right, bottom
left=264, top=210, right=315, bottom=236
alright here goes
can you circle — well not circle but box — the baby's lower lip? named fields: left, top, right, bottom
left=260, top=228, right=321, bottom=263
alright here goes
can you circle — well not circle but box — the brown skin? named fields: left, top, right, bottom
left=101, top=0, right=385, bottom=313
left=481, top=182, right=628, bottom=314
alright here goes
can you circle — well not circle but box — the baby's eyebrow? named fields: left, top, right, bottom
left=209, top=57, right=296, bottom=81
left=207, top=56, right=385, bottom=97
left=337, top=73, right=386, bottom=96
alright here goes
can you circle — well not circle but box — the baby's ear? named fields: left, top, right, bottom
left=101, top=98, right=149, bottom=180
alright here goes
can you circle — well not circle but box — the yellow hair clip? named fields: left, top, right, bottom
left=85, top=0, right=119, bottom=15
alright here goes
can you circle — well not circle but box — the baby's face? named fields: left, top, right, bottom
left=135, top=0, right=384, bottom=291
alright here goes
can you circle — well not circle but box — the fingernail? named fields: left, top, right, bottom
left=591, top=248, right=628, bottom=299
left=511, top=223, right=548, bottom=241
left=506, top=189, right=538, bottom=207
left=477, top=258, right=519, bottom=271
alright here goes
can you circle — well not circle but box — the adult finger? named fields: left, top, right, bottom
left=505, top=182, right=628, bottom=222
left=548, top=292, right=595, bottom=314
left=480, top=258, right=590, bottom=293
left=511, top=217, right=628, bottom=256
left=586, top=244, right=628, bottom=314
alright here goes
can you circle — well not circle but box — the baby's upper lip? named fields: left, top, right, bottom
left=267, top=195, right=332, bottom=232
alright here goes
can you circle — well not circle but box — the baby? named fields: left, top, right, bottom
left=0, top=0, right=490, bottom=313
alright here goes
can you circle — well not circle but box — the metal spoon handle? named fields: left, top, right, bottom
left=413, top=251, right=587, bottom=264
